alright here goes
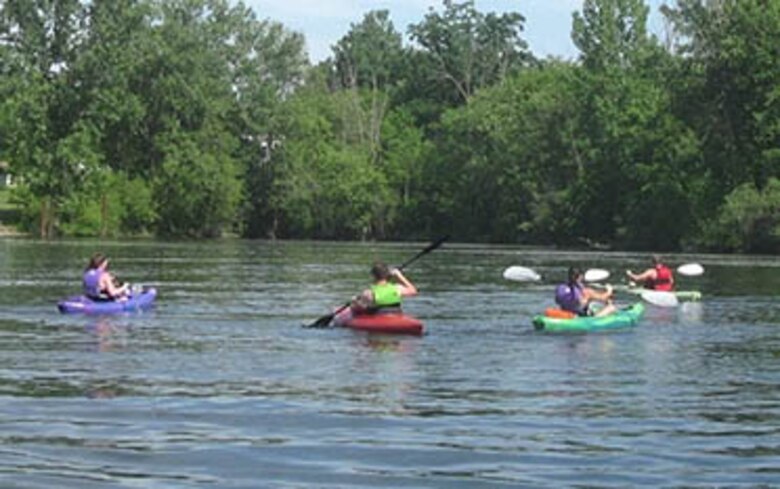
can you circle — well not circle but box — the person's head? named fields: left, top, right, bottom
left=370, top=261, right=391, bottom=282
left=651, top=254, right=662, bottom=266
left=86, top=252, right=109, bottom=271
left=567, top=266, right=584, bottom=285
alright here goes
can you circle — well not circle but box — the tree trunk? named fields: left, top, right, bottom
left=100, top=193, right=108, bottom=238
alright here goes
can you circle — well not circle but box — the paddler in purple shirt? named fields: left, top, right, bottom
left=555, top=267, right=616, bottom=317
left=83, top=253, right=130, bottom=301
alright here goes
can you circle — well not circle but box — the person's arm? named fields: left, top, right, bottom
left=626, top=268, right=656, bottom=283
left=583, top=285, right=613, bottom=304
left=392, top=269, right=417, bottom=297
left=101, top=273, right=128, bottom=298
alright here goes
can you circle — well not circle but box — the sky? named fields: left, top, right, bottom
left=243, top=0, right=667, bottom=63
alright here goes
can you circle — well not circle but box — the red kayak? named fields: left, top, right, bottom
left=333, top=308, right=424, bottom=335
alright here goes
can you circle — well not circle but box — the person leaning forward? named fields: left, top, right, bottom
left=626, top=255, right=674, bottom=291
left=555, top=266, right=616, bottom=318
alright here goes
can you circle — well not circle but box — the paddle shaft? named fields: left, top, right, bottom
left=304, top=236, right=449, bottom=328
left=397, top=236, right=449, bottom=271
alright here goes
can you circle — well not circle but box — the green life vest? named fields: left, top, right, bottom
left=371, top=283, right=402, bottom=308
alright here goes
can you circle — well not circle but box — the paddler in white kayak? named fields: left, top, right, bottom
left=626, top=255, right=674, bottom=291
left=555, top=267, right=616, bottom=317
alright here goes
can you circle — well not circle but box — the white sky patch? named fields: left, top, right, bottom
left=243, top=0, right=663, bottom=63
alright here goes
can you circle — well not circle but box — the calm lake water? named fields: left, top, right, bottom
left=1, top=238, right=779, bottom=488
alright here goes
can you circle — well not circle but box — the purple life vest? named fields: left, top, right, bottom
left=555, top=282, right=585, bottom=315
left=83, top=269, right=103, bottom=298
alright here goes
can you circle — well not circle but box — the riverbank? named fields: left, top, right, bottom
left=0, top=223, right=23, bottom=236
left=0, top=189, right=23, bottom=236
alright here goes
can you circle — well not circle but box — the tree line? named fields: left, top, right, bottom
left=1, top=0, right=778, bottom=252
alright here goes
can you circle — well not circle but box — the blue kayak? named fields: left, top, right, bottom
left=57, top=288, right=157, bottom=315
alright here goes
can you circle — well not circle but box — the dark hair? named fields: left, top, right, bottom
left=371, top=261, right=391, bottom=281
left=567, top=266, right=583, bottom=285
left=86, top=252, right=108, bottom=271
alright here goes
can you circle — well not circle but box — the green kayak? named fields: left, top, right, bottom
left=624, top=287, right=702, bottom=302
left=533, top=303, right=645, bottom=333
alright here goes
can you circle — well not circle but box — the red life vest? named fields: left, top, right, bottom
left=653, top=264, right=673, bottom=291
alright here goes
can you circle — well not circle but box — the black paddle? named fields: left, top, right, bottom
left=303, top=235, right=449, bottom=328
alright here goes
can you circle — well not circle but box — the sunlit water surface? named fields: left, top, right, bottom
left=1, top=239, right=779, bottom=488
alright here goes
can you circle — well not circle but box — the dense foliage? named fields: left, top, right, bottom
left=1, top=0, right=778, bottom=252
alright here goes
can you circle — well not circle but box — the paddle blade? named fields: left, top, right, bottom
left=677, top=263, right=704, bottom=277
left=641, top=290, right=679, bottom=308
left=584, top=269, right=610, bottom=282
left=503, top=266, right=541, bottom=282
left=303, top=313, right=335, bottom=329
left=303, top=302, right=350, bottom=328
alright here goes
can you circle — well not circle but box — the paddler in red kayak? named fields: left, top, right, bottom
left=555, top=267, right=616, bottom=317
left=352, top=262, right=418, bottom=313
left=626, top=255, right=674, bottom=291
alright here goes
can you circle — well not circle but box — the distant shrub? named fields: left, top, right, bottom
left=11, top=172, right=156, bottom=237
left=700, top=178, right=780, bottom=253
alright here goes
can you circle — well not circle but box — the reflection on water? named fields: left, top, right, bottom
left=85, top=317, right=130, bottom=353
left=0, top=239, right=779, bottom=488
left=679, top=301, right=704, bottom=324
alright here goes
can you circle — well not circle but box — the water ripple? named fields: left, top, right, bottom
left=0, top=240, right=779, bottom=487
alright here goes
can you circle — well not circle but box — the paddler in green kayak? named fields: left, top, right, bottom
left=352, top=262, right=418, bottom=313
left=626, top=255, right=674, bottom=291
left=555, top=267, right=616, bottom=317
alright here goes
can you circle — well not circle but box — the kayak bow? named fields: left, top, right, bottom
left=57, top=288, right=157, bottom=315
left=533, top=303, right=645, bottom=333
left=333, top=308, right=424, bottom=335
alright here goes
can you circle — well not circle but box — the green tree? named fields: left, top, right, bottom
left=154, top=124, right=240, bottom=237
left=0, top=0, right=90, bottom=236
left=223, top=4, right=308, bottom=238
left=1, top=0, right=304, bottom=238
left=421, top=62, right=584, bottom=242
left=74, top=0, right=153, bottom=179
left=326, top=12, right=404, bottom=166
left=268, top=79, right=397, bottom=240
left=572, top=0, right=650, bottom=71
left=332, top=10, right=403, bottom=91
left=700, top=178, right=780, bottom=253
left=568, top=0, right=699, bottom=250
left=379, top=108, right=430, bottom=235
left=408, top=0, right=530, bottom=106
left=669, top=0, right=780, bottom=209
left=137, top=0, right=251, bottom=236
